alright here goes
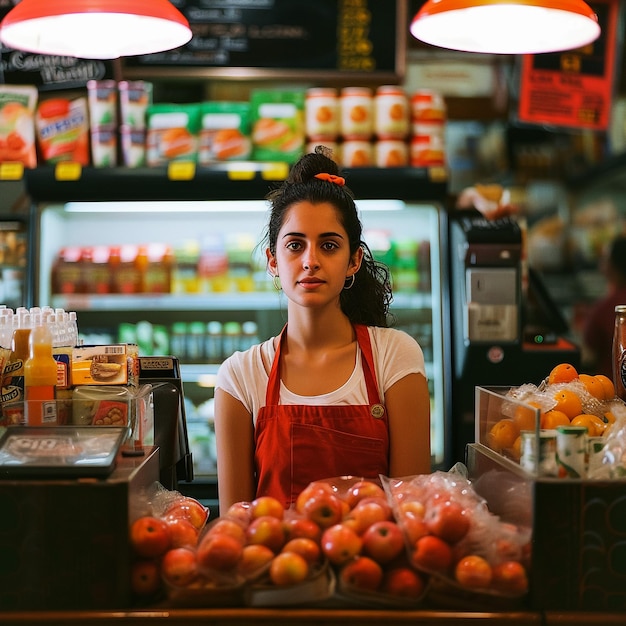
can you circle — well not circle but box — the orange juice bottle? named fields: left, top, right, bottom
left=24, top=324, right=58, bottom=426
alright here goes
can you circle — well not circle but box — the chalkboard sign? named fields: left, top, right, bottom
left=123, top=0, right=405, bottom=81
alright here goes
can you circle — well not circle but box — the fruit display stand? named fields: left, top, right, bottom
left=467, top=386, right=626, bottom=612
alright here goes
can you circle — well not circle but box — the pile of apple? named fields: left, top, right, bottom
left=385, top=470, right=531, bottom=597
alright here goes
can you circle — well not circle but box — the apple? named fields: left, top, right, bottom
left=382, top=566, right=426, bottom=598
left=226, top=501, right=251, bottom=526
left=245, top=515, right=287, bottom=553
left=282, top=537, right=321, bottom=565
left=339, top=556, right=383, bottom=592
left=269, top=551, right=309, bottom=586
left=425, top=500, right=470, bottom=544
left=130, top=516, right=171, bottom=558
left=237, top=544, right=275, bottom=578
left=249, top=495, right=285, bottom=520
left=492, top=560, right=528, bottom=593
left=205, top=517, right=247, bottom=545
left=283, top=517, right=322, bottom=542
left=401, top=513, right=429, bottom=545
left=345, top=480, right=386, bottom=508
left=161, top=547, right=199, bottom=588
left=163, top=497, right=209, bottom=531
left=298, top=490, right=344, bottom=529
left=130, top=559, right=162, bottom=597
left=455, top=555, right=493, bottom=589
left=362, top=520, right=405, bottom=564
left=196, top=532, right=243, bottom=572
left=321, top=523, right=363, bottom=566
left=398, top=500, right=426, bottom=519
left=165, top=516, right=199, bottom=549
left=295, top=482, right=336, bottom=514
left=412, top=534, right=453, bottom=573
left=345, top=497, right=392, bottom=534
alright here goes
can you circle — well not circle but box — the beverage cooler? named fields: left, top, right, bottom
left=21, top=165, right=451, bottom=508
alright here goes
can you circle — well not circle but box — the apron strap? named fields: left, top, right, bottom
left=265, top=323, right=382, bottom=406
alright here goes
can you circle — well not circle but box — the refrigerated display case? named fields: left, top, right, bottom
left=22, top=165, right=451, bottom=509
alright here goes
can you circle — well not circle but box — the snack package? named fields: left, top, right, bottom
left=0, top=85, right=38, bottom=167
left=35, top=96, right=90, bottom=165
left=71, top=343, right=139, bottom=387
left=250, top=90, right=305, bottom=163
left=146, top=103, right=201, bottom=166
left=198, top=101, right=252, bottom=164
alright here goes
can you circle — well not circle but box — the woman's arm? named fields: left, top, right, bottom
left=214, top=387, right=257, bottom=512
left=386, top=372, right=431, bottom=477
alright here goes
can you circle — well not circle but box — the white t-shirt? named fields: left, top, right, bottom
left=215, top=326, right=426, bottom=426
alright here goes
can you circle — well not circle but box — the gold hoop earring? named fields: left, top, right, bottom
left=272, top=274, right=281, bottom=291
left=344, top=275, right=355, bottom=290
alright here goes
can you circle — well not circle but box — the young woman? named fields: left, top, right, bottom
left=214, top=146, right=431, bottom=511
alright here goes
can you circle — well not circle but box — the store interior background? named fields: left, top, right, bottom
left=1, top=0, right=626, bottom=512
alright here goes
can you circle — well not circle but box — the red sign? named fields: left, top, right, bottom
left=517, top=0, right=619, bottom=131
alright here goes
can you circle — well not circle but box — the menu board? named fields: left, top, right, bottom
left=123, top=0, right=404, bottom=80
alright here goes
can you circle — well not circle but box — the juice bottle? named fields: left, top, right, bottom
left=24, top=324, right=58, bottom=426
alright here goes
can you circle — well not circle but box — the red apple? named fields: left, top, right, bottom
left=295, top=481, right=336, bottom=514
left=246, top=515, right=287, bottom=553
left=412, top=534, right=453, bottom=573
left=161, top=547, right=199, bottom=588
left=130, top=559, right=162, bottom=597
left=226, top=501, right=251, bottom=526
left=362, top=520, right=405, bottom=564
left=269, top=551, right=309, bottom=586
left=398, top=499, right=426, bottom=519
left=339, top=556, right=383, bottom=592
left=163, top=497, right=209, bottom=531
left=282, top=537, right=321, bottom=565
left=492, top=560, right=528, bottom=593
left=425, top=500, right=470, bottom=544
left=298, top=490, right=344, bottom=529
left=165, top=516, right=199, bottom=549
left=455, top=555, right=493, bottom=589
left=321, top=523, right=363, bottom=566
left=205, top=517, right=247, bottom=545
left=345, top=480, right=386, bottom=508
left=382, top=566, right=426, bottom=598
left=345, top=497, right=392, bottom=534
left=130, top=516, right=171, bottom=558
left=283, top=517, right=322, bottom=542
left=237, top=544, right=275, bottom=578
left=196, top=532, right=243, bottom=572
left=249, top=495, right=285, bottom=520
left=401, top=513, right=429, bottom=545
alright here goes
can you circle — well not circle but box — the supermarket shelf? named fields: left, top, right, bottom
left=51, top=291, right=432, bottom=312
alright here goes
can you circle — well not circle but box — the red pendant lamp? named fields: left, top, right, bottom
left=0, top=0, right=192, bottom=59
left=411, top=0, right=600, bottom=55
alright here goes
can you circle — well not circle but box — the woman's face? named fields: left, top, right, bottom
left=267, top=201, right=362, bottom=308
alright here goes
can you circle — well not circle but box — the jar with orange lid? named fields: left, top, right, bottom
left=305, top=88, right=339, bottom=141
left=340, top=87, right=373, bottom=140
left=340, top=140, right=374, bottom=168
left=375, top=86, right=409, bottom=139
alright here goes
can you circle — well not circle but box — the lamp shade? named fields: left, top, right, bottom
left=0, top=0, right=192, bottom=59
left=411, top=0, right=601, bottom=55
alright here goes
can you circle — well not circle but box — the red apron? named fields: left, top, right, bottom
left=254, top=323, right=389, bottom=507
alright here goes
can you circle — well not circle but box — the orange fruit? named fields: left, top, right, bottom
left=578, top=374, right=605, bottom=401
left=548, top=363, right=578, bottom=385
left=594, top=374, right=615, bottom=400
left=513, top=401, right=541, bottom=432
left=540, top=409, right=571, bottom=430
left=455, top=555, right=493, bottom=589
left=487, top=419, right=519, bottom=452
left=570, top=414, right=607, bottom=437
left=604, top=410, right=617, bottom=424
left=552, top=389, right=583, bottom=419
left=511, top=436, right=522, bottom=461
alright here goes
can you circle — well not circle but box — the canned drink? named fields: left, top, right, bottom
left=520, top=430, right=557, bottom=476
left=305, top=88, right=339, bottom=141
left=340, top=87, right=374, bottom=140
left=375, top=139, right=408, bottom=168
left=556, top=425, right=587, bottom=478
left=374, top=85, right=409, bottom=140
left=340, top=140, right=373, bottom=168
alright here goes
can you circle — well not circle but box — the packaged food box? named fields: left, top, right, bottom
left=0, top=84, right=38, bottom=167
left=198, top=101, right=252, bottom=164
left=146, top=103, right=201, bottom=166
left=71, top=343, right=139, bottom=387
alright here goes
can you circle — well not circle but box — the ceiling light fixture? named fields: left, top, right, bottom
left=410, top=0, right=601, bottom=55
left=0, top=0, right=192, bottom=59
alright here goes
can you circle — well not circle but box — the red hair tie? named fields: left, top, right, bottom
left=314, top=173, right=345, bottom=186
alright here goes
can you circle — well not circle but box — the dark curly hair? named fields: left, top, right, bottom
left=263, top=145, right=393, bottom=327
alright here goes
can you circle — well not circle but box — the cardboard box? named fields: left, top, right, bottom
left=71, top=344, right=139, bottom=387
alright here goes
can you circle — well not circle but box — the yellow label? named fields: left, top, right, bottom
left=55, top=162, right=82, bottom=181
left=262, top=162, right=289, bottom=180
left=428, top=166, right=447, bottom=182
left=168, top=161, right=196, bottom=180
left=227, top=167, right=255, bottom=181
left=0, top=162, right=24, bottom=180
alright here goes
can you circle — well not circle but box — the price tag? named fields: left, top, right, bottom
left=0, top=162, right=24, bottom=180
left=227, top=167, right=255, bottom=181
left=428, top=166, right=447, bottom=182
left=168, top=161, right=196, bottom=180
left=55, top=162, right=82, bottom=181
left=262, top=162, right=289, bottom=180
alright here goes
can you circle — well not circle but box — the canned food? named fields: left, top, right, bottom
left=375, top=86, right=409, bottom=140
left=411, top=89, right=446, bottom=124
left=305, top=88, right=339, bottom=141
left=375, top=139, right=408, bottom=168
left=340, top=140, right=373, bottom=168
left=87, top=80, right=117, bottom=127
left=556, top=425, right=587, bottom=478
left=90, top=125, right=117, bottom=168
left=411, top=131, right=445, bottom=167
left=120, top=125, right=146, bottom=168
left=520, top=430, right=557, bottom=477
left=340, top=87, right=374, bottom=140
